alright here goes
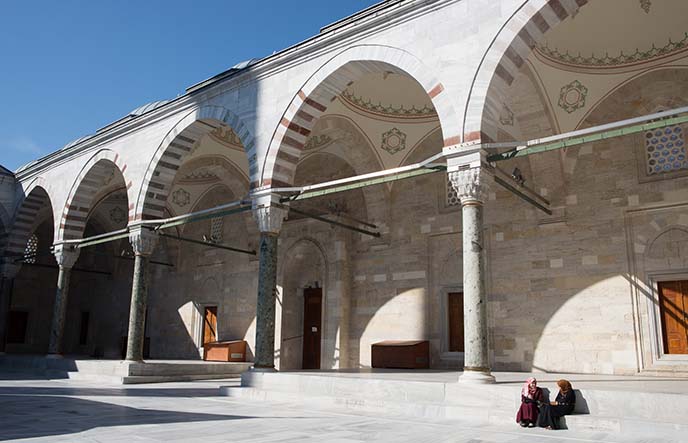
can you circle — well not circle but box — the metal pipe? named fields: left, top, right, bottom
left=287, top=207, right=381, bottom=238
left=486, top=108, right=688, bottom=162
left=255, top=151, right=447, bottom=197
left=282, top=166, right=445, bottom=202
left=158, top=232, right=256, bottom=255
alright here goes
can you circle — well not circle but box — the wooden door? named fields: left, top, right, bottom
left=658, top=281, right=688, bottom=355
left=203, top=306, right=218, bottom=346
left=302, top=288, right=322, bottom=369
left=448, top=292, right=464, bottom=352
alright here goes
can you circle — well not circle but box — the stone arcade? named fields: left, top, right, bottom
left=2, top=0, right=688, bottom=397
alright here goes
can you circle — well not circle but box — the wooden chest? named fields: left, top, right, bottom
left=203, top=340, right=247, bottom=362
left=371, top=340, right=429, bottom=369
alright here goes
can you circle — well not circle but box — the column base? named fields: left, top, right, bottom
left=250, top=365, right=277, bottom=373
left=459, top=369, right=496, bottom=384
left=45, top=353, right=64, bottom=360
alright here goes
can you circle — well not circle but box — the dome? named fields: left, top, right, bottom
left=129, top=99, right=170, bottom=117
left=61, top=135, right=93, bottom=151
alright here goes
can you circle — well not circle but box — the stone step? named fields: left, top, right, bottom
left=220, top=371, right=688, bottom=440
left=1, top=354, right=252, bottom=384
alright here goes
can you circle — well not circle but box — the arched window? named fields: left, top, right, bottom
left=24, top=234, right=38, bottom=264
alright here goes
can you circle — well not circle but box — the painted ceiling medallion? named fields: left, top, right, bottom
left=558, top=80, right=588, bottom=114
left=109, top=206, right=126, bottom=224
left=640, top=0, right=651, bottom=14
left=381, top=128, right=407, bottom=155
left=172, top=188, right=191, bottom=207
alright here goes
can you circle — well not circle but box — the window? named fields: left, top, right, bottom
left=210, top=217, right=223, bottom=243
left=24, top=234, right=38, bottom=264
left=645, top=125, right=686, bottom=175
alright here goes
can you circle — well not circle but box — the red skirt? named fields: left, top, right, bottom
left=516, top=402, right=539, bottom=423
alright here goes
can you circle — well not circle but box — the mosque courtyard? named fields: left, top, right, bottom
left=0, top=371, right=679, bottom=443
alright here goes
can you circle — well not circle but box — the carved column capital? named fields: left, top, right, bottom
left=128, top=226, right=159, bottom=256
left=52, top=243, right=80, bottom=269
left=448, top=167, right=491, bottom=205
left=252, top=195, right=288, bottom=235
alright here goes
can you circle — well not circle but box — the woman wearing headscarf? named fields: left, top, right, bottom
left=538, top=379, right=576, bottom=430
left=516, top=377, right=543, bottom=427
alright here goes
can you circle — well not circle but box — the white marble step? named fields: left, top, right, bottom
left=220, top=371, right=688, bottom=440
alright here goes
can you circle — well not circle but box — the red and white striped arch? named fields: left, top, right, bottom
left=135, top=105, right=254, bottom=221
left=260, top=44, right=460, bottom=189
left=3, top=178, right=55, bottom=261
left=463, top=0, right=589, bottom=143
left=58, top=149, right=130, bottom=241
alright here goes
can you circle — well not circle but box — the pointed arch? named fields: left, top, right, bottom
left=135, top=105, right=254, bottom=220
left=4, top=180, right=55, bottom=261
left=260, top=44, right=460, bottom=188
left=58, top=149, right=129, bottom=241
left=463, top=0, right=589, bottom=143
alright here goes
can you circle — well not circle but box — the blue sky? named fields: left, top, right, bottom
left=0, top=0, right=377, bottom=171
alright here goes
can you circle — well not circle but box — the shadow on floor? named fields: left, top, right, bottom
left=0, top=392, right=255, bottom=441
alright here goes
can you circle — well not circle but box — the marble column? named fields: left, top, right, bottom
left=0, top=261, right=20, bottom=354
left=449, top=166, right=495, bottom=384
left=47, top=244, right=80, bottom=357
left=125, top=226, right=158, bottom=362
left=252, top=196, right=287, bottom=370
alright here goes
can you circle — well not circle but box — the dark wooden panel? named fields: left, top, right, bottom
left=448, top=292, right=464, bottom=352
left=302, top=288, right=322, bottom=370
left=371, top=340, right=429, bottom=369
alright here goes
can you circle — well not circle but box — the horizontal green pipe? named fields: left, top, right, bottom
left=77, top=232, right=131, bottom=249
left=156, top=205, right=252, bottom=230
left=282, top=166, right=445, bottom=202
left=488, top=114, right=688, bottom=162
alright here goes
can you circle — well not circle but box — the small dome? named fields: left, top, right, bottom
left=61, top=135, right=92, bottom=151
left=129, top=99, right=170, bottom=117
left=231, top=58, right=259, bottom=70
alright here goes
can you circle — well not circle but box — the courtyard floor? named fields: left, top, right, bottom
left=0, top=372, right=675, bottom=443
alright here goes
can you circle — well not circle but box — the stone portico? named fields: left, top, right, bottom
left=0, top=0, right=687, bottom=387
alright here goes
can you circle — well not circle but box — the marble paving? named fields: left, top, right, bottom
left=0, top=372, right=679, bottom=443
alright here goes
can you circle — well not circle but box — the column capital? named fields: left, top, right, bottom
left=52, top=243, right=80, bottom=269
left=252, top=194, right=288, bottom=235
left=128, top=226, right=159, bottom=256
left=448, top=167, right=492, bottom=204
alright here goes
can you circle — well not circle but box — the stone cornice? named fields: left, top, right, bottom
left=15, top=0, right=458, bottom=182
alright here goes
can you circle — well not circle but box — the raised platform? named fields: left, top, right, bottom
left=221, top=369, right=688, bottom=440
left=0, top=354, right=252, bottom=384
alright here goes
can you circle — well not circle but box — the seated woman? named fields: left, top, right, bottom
left=538, top=379, right=576, bottom=430
left=516, top=377, right=543, bottom=427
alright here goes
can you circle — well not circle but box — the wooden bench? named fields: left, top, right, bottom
left=203, top=340, right=247, bottom=362
left=371, top=340, right=429, bottom=369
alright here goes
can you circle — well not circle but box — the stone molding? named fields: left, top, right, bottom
left=128, top=226, right=159, bottom=256
left=448, top=167, right=490, bottom=204
left=52, top=243, right=80, bottom=269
